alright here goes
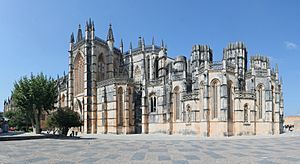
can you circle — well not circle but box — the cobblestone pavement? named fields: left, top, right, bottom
left=1, top=134, right=300, bottom=164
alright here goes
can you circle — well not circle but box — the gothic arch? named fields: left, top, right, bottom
left=127, top=87, right=134, bottom=126
left=210, top=79, right=220, bottom=119
left=74, top=53, right=84, bottom=96
left=149, top=92, right=157, bottom=113
left=154, top=57, right=159, bottom=78
left=256, top=84, right=264, bottom=119
left=74, top=98, right=83, bottom=120
left=134, top=65, right=141, bottom=82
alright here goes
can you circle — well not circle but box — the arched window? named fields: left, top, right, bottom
left=97, top=54, right=105, bottom=81
left=154, top=58, right=159, bottom=79
left=257, top=84, right=263, bottom=119
left=173, top=86, right=180, bottom=120
left=134, top=65, right=141, bottom=82
left=150, top=93, right=157, bottom=113
left=74, top=53, right=84, bottom=95
left=147, top=56, right=150, bottom=80
left=117, top=87, right=123, bottom=126
left=211, top=79, right=220, bottom=119
left=244, top=104, right=249, bottom=123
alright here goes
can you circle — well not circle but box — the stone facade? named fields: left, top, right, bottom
left=5, top=19, right=284, bottom=137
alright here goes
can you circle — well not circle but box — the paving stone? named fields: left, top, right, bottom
left=79, top=158, right=100, bottom=163
left=172, top=160, right=189, bottom=164
left=280, top=156, right=299, bottom=162
left=104, top=154, right=120, bottom=160
left=131, top=152, right=146, bottom=160
left=203, top=151, right=224, bottom=159
left=24, top=157, right=49, bottom=163
left=184, top=155, right=200, bottom=160
left=158, top=155, right=171, bottom=160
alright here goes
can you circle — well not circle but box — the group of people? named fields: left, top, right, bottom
left=284, top=124, right=294, bottom=132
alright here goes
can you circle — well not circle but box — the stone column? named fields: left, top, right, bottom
left=83, top=41, right=92, bottom=134
left=141, top=86, right=149, bottom=134
left=220, top=60, right=228, bottom=121
left=91, top=41, right=97, bottom=134
left=68, top=49, right=74, bottom=109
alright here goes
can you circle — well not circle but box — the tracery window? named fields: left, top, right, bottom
left=74, top=54, right=84, bottom=95
left=154, top=58, right=159, bottom=79
left=150, top=94, right=157, bottom=113
left=257, top=85, right=263, bottom=119
left=211, top=79, right=220, bottom=119
left=134, top=65, right=141, bottom=82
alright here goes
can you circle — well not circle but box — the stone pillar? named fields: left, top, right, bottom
left=91, top=40, right=97, bottom=134
left=150, top=54, right=154, bottom=80
left=124, top=88, right=130, bottom=134
left=141, top=87, right=149, bottom=134
left=203, top=71, right=209, bottom=136
left=83, top=41, right=92, bottom=134
left=68, top=49, right=74, bottom=109
left=220, top=60, right=228, bottom=121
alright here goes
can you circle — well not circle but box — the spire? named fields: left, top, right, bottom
left=130, top=42, right=132, bottom=50
left=152, top=36, right=155, bottom=46
left=70, top=32, right=74, bottom=43
left=138, top=36, right=142, bottom=48
left=91, top=21, right=95, bottom=31
left=152, top=36, right=155, bottom=51
left=275, top=64, right=278, bottom=73
left=76, top=24, right=83, bottom=42
left=142, top=38, right=145, bottom=46
left=107, top=24, right=114, bottom=42
left=89, top=18, right=92, bottom=29
left=129, top=42, right=132, bottom=54
left=161, top=40, right=164, bottom=49
left=85, top=21, right=89, bottom=31
left=120, top=39, right=123, bottom=53
left=120, top=39, right=123, bottom=47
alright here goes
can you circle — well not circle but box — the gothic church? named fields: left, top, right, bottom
left=56, top=19, right=284, bottom=136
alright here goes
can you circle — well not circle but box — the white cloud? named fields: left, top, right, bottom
left=284, top=41, right=298, bottom=50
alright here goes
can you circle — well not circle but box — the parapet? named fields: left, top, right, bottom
left=250, top=55, right=270, bottom=69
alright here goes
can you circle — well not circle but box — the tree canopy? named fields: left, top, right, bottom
left=46, top=107, right=82, bottom=136
left=12, top=73, right=58, bottom=134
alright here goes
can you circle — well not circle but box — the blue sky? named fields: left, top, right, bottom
left=0, top=0, right=299, bottom=116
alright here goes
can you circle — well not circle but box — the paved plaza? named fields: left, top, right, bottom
left=1, top=133, right=300, bottom=164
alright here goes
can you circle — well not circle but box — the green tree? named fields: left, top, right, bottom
left=46, top=107, right=82, bottom=136
left=4, top=109, right=31, bottom=131
left=12, top=73, right=58, bottom=134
